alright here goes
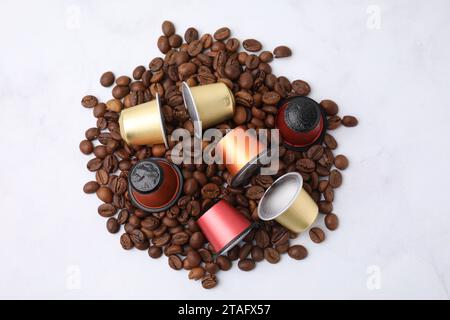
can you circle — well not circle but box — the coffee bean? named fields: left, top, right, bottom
left=292, top=80, right=311, bottom=96
left=81, top=95, right=98, bottom=108
left=95, top=169, right=109, bottom=185
left=153, top=233, right=171, bottom=247
left=172, top=231, right=189, bottom=245
left=132, top=65, right=146, bottom=80
left=188, top=40, right=203, bottom=57
left=85, top=127, right=100, bottom=140
left=324, top=186, right=334, bottom=202
left=189, top=267, right=206, bottom=280
left=324, top=134, right=338, bottom=150
left=216, top=255, right=232, bottom=271
left=100, top=72, right=115, bottom=87
left=245, top=54, right=260, bottom=69
left=273, top=45, right=292, bottom=58
left=264, top=247, right=281, bottom=264
left=178, top=62, right=197, bottom=79
left=168, top=255, right=183, bottom=270
left=306, top=145, right=324, bottom=161
left=201, top=183, right=220, bottom=199
left=325, top=213, right=339, bottom=231
left=334, top=155, right=349, bottom=170
left=79, top=140, right=93, bottom=155
left=309, top=227, right=325, bottom=243
left=189, top=232, right=205, bottom=249
left=226, top=38, right=240, bottom=52
left=141, top=216, right=160, bottom=230
left=262, top=91, right=281, bottom=105
left=214, top=27, right=231, bottom=41
left=83, top=181, right=99, bottom=194
left=148, top=246, right=163, bottom=259
left=112, top=86, right=130, bottom=99
left=205, top=262, right=219, bottom=274
left=98, top=203, right=117, bottom=218
left=327, top=115, right=341, bottom=130
left=238, top=259, right=256, bottom=271
left=184, top=27, right=199, bottom=43
left=255, top=229, right=270, bottom=248
left=186, top=250, right=202, bottom=267
left=120, top=233, right=134, bottom=250
left=329, top=169, right=342, bottom=188
left=106, top=218, right=120, bottom=234
left=259, top=51, right=273, bottom=63
left=87, top=158, right=103, bottom=172
left=243, top=39, right=262, bottom=52
left=96, top=186, right=113, bottom=203
left=201, top=274, right=217, bottom=289
left=251, top=246, right=264, bottom=262
left=296, top=158, right=315, bottom=173
left=320, top=99, right=339, bottom=116
left=157, top=36, right=170, bottom=54
left=239, top=243, right=253, bottom=260
left=245, top=186, right=264, bottom=200
left=271, top=228, right=289, bottom=246
left=162, top=20, right=175, bottom=37
left=288, top=245, right=308, bottom=260
left=183, top=178, right=199, bottom=195
left=318, top=201, right=333, bottom=214
left=342, top=115, right=358, bottom=127
left=149, top=57, right=164, bottom=72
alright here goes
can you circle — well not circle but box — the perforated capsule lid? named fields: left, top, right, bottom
left=129, top=159, right=163, bottom=194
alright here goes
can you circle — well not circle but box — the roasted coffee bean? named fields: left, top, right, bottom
left=264, top=247, right=281, bottom=264
left=245, top=186, right=264, bottom=200
left=327, top=115, right=341, bottom=130
left=141, top=216, right=160, bottom=230
left=226, top=38, right=240, bottom=52
left=271, top=228, right=289, bottom=246
left=96, top=186, right=113, bottom=203
left=120, top=233, right=134, bottom=250
left=216, top=255, right=232, bottom=271
left=132, top=66, right=146, bottom=80
left=307, top=145, right=324, bottom=161
left=251, top=246, right=264, bottom=262
left=79, top=140, right=93, bottom=155
left=245, top=54, right=260, bottom=69
left=169, top=34, right=183, bottom=48
left=205, top=262, right=219, bottom=274
left=189, top=231, right=205, bottom=249
left=309, top=227, right=325, bottom=243
left=83, top=181, right=99, bottom=194
left=275, top=242, right=290, bottom=254
left=342, top=115, right=358, bottom=127
left=239, top=243, right=253, bottom=260
left=274, top=45, right=292, bottom=58
left=201, top=274, right=217, bottom=289
left=106, top=218, right=120, bottom=234
left=254, top=175, right=273, bottom=188
left=320, top=99, right=339, bottom=116
left=189, top=267, right=206, bottom=280
left=112, top=86, right=130, bottom=99
left=168, top=255, right=183, bottom=270
left=324, top=134, right=338, bottom=150
left=85, top=127, right=100, bottom=140
left=334, top=155, right=349, bottom=170
left=103, top=155, right=118, bottom=173
left=292, top=80, right=311, bottom=96
left=324, top=186, right=334, bottom=202
left=149, top=57, right=164, bottom=72
left=325, top=213, right=339, bottom=231
left=329, top=169, right=342, bottom=188
left=111, top=177, right=128, bottom=195
left=262, top=91, right=281, bottom=105
left=115, top=75, right=131, bottom=86
left=165, top=244, right=183, bottom=256
left=255, top=228, right=270, bottom=248
left=148, top=246, right=163, bottom=259
left=117, top=209, right=129, bottom=225
left=100, top=72, right=115, bottom=87
left=214, top=27, right=231, bottom=41
left=153, top=232, right=171, bottom=247
left=184, top=178, right=199, bottom=195
left=318, top=201, right=333, bottom=214
left=157, top=36, right=170, bottom=54
left=93, top=145, right=109, bottom=159
left=296, top=158, right=315, bottom=173
left=238, top=259, right=256, bottom=271
left=201, top=183, right=220, bottom=199
left=288, top=245, right=308, bottom=260
left=93, top=103, right=107, bottom=118
left=259, top=51, right=273, bottom=63
left=81, top=95, right=98, bottom=108
left=188, top=40, right=203, bottom=57
left=95, top=169, right=109, bottom=185
left=198, top=248, right=213, bottom=263
left=172, top=231, right=189, bottom=245
left=98, top=203, right=117, bottom=218
left=227, top=245, right=240, bottom=261
left=184, top=27, right=199, bottom=43
left=243, top=39, right=262, bottom=52
left=161, top=20, right=175, bottom=37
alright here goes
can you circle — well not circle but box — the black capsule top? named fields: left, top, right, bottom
left=284, top=97, right=321, bottom=133
left=129, top=160, right=163, bottom=194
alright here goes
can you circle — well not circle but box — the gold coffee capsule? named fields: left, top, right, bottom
left=119, top=94, right=168, bottom=147
left=181, top=82, right=235, bottom=138
left=258, top=172, right=318, bottom=233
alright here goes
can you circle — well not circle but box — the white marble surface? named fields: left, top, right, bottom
left=0, top=0, right=449, bottom=300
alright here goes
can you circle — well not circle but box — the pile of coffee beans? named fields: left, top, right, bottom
left=80, top=21, right=358, bottom=289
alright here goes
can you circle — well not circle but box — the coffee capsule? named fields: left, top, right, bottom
left=257, top=172, right=318, bottom=233
left=119, top=94, right=168, bottom=147
left=197, top=200, right=254, bottom=255
left=215, top=127, right=267, bottom=187
left=276, top=96, right=327, bottom=151
left=128, top=158, right=183, bottom=213
left=181, top=82, right=235, bottom=138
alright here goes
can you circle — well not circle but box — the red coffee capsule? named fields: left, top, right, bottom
left=128, top=158, right=183, bottom=213
left=276, top=96, right=328, bottom=151
left=197, top=200, right=254, bottom=255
